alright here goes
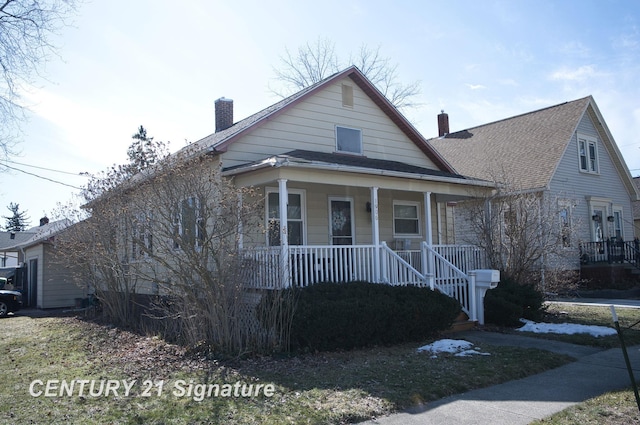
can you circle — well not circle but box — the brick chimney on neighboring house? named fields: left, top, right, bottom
left=40, top=216, right=49, bottom=226
left=215, top=97, right=234, bottom=132
left=438, top=110, right=450, bottom=137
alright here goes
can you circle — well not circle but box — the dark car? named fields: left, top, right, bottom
left=0, top=277, right=22, bottom=317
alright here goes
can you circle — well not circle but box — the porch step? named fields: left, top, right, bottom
left=443, top=311, right=477, bottom=334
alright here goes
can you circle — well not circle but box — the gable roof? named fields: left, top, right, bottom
left=428, top=97, right=640, bottom=201
left=428, top=97, right=593, bottom=191
left=0, top=231, right=36, bottom=251
left=3, top=219, right=72, bottom=251
left=188, top=66, right=455, bottom=173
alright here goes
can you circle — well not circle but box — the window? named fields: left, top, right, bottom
left=558, top=205, right=571, bottom=248
left=393, top=202, right=420, bottom=236
left=336, top=126, right=362, bottom=154
left=174, top=197, right=205, bottom=249
left=132, top=212, right=153, bottom=259
left=578, top=134, right=598, bottom=173
left=613, top=209, right=623, bottom=240
left=267, top=190, right=305, bottom=246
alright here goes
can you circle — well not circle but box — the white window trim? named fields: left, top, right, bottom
left=612, top=206, right=624, bottom=240
left=174, top=196, right=205, bottom=250
left=587, top=198, right=609, bottom=242
left=577, top=133, right=599, bottom=174
left=265, top=188, right=307, bottom=246
left=392, top=200, right=422, bottom=238
left=335, top=125, right=363, bottom=155
left=558, top=201, right=573, bottom=248
left=132, top=211, right=153, bottom=260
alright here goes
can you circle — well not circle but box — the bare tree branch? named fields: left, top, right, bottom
left=0, top=0, right=78, bottom=160
left=271, top=37, right=421, bottom=111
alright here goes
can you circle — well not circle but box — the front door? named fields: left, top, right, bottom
left=329, top=198, right=354, bottom=245
left=591, top=208, right=605, bottom=242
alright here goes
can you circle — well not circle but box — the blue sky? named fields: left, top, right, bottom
left=2, top=0, right=640, bottom=225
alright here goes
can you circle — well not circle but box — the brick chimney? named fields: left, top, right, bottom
left=438, top=110, right=449, bottom=137
left=215, top=97, right=234, bottom=132
left=39, top=216, right=49, bottom=226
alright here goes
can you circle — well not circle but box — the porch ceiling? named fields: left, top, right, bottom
left=225, top=153, right=494, bottom=199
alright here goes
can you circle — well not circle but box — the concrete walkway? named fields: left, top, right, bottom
left=361, top=328, right=640, bottom=424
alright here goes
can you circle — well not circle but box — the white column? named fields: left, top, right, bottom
left=278, top=179, right=290, bottom=288
left=424, top=192, right=433, bottom=246
left=424, top=192, right=434, bottom=279
left=371, top=187, right=380, bottom=282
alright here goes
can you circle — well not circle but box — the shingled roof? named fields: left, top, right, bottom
left=188, top=66, right=455, bottom=173
left=428, top=97, right=592, bottom=190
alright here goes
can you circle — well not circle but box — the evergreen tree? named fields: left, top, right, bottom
left=3, top=202, right=30, bottom=231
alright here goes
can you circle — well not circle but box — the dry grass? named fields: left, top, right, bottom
left=1, top=314, right=572, bottom=424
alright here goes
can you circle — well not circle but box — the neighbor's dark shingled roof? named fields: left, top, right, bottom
left=429, top=97, right=592, bottom=190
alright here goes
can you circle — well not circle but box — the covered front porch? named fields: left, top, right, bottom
left=226, top=151, right=498, bottom=322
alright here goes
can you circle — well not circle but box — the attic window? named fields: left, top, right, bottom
left=577, top=134, right=599, bottom=174
left=336, top=126, right=362, bottom=154
left=342, top=84, right=354, bottom=107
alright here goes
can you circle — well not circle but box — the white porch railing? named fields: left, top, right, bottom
left=380, top=242, right=430, bottom=287
left=241, top=242, right=488, bottom=321
left=395, top=244, right=488, bottom=275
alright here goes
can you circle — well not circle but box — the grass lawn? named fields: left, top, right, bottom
left=526, top=301, right=640, bottom=424
left=1, top=314, right=572, bottom=425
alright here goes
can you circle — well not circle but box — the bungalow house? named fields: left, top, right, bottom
left=4, top=218, right=86, bottom=308
left=92, top=66, right=500, bottom=323
left=429, top=96, right=640, bottom=286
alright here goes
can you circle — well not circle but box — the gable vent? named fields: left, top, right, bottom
left=342, top=84, right=354, bottom=107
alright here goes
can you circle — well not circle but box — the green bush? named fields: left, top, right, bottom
left=286, top=281, right=461, bottom=352
left=484, top=277, right=545, bottom=327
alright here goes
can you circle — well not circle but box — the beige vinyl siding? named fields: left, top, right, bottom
left=24, top=243, right=86, bottom=309
left=41, top=244, right=86, bottom=308
left=221, top=77, right=438, bottom=170
left=250, top=183, right=437, bottom=250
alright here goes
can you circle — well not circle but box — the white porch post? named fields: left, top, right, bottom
left=423, top=192, right=434, bottom=277
left=278, top=179, right=291, bottom=288
left=371, top=186, right=380, bottom=282
left=424, top=192, right=433, bottom=246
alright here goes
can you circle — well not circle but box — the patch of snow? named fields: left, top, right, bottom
left=417, top=339, right=490, bottom=358
left=516, top=319, right=617, bottom=337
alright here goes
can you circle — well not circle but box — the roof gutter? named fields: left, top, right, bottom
left=222, top=156, right=496, bottom=188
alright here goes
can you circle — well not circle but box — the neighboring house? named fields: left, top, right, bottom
left=0, top=230, right=35, bottom=267
left=429, top=96, right=640, bottom=285
left=4, top=218, right=86, bottom=308
left=94, top=66, right=500, bottom=323
left=634, top=177, right=640, bottom=239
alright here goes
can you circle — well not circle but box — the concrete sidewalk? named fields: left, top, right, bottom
left=360, top=331, right=640, bottom=425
